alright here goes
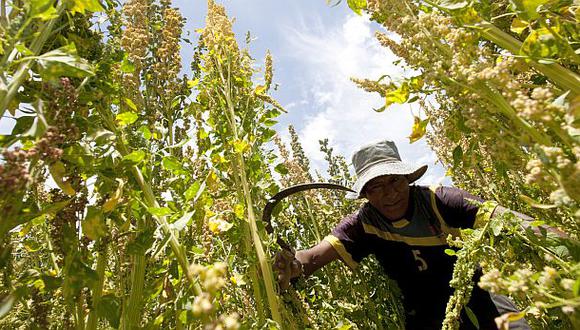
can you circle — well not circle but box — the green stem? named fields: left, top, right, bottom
left=124, top=237, right=146, bottom=329
left=97, top=103, right=201, bottom=296
left=86, top=243, right=107, bottom=330
left=218, top=59, right=283, bottom=325
left=76, top=294, right=86, bottom=330
left=475, top=82, right=551, bottom=145
left=474, top=21, right=580, bottom=96
left=0, top=1, right=66, bottom=117
left=44, top=226, right=60, bottom=274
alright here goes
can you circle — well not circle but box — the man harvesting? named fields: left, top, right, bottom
left=274, top=140, right=530, bottom=329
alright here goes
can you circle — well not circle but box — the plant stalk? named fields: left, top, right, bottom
left=218, top=59, right=283, bottom=325
left=86, top=243, right=108, bottom=330
left=475, top=21, right=580, bottom=96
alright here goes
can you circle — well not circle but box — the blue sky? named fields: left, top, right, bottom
left=173, top=0, right=448, bottom=184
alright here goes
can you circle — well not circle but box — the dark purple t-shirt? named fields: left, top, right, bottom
left=323, top=185, right=484, bottom=325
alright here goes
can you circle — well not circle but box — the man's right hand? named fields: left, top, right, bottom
left=273, top=249, right=303, bottom=291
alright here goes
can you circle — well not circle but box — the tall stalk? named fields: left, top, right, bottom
left=86, top=243, right=107, bottom=330
left=123, top=239, right=146, bottom=329
left=216, top=59, right=283, bottom=325
left=98, top=104, right=201, bottom=296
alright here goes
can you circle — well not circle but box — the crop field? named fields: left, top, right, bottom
left=0, top=0, right=578, bottom=329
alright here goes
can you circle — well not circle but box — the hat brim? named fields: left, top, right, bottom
left=345, top=162, right=428, bottom=199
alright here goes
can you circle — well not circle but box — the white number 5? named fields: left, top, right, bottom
left=412, top=249, right=428, bottom=271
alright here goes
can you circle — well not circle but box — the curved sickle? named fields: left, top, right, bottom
left=261, top=182, right=355, bottom=251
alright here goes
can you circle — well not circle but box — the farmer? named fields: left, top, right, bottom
left=274, top=140, right=530, bottom=329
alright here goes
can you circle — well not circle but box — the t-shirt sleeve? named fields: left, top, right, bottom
left=323, top=211, right=371, bottom=270
left=433, top=186, right=484, bottom=229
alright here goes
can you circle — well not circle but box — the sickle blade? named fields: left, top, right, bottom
left=261, top=182, right=355, bottom=251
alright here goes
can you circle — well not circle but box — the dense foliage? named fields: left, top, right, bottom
left=353, top=0, right=579, bottom=328
left=0, top=0, right=578, bottom=329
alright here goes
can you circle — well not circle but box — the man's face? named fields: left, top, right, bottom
left=363, top=175, right=410, bottom=221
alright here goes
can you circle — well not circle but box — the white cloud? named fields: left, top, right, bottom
left=281, top=13, right=450, bottom=185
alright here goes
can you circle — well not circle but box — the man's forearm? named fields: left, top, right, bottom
left=295, top=241, right=339, bottom=277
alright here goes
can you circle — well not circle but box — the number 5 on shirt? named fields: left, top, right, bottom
left=412, top=249, right=428, bottom=271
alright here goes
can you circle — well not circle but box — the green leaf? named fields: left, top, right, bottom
left=489, top=218, right=504, bottom=236
left=464, top=306, right=480, bottom=329
left=96, top=294, right=121, bottom=328
left=138, top=126, right=151, bottom=140
left=520, top=27, right=559, bottom=59
left=120, top=56, right=135, bottom=73
left=274, top=163, right=289, bottom=175
left=347, top=0, right=367, bottom=15
left=385, top=82, right=409, bottom=106
left=122, top=150, right=145, bottom=164
left=511, top=0, right=549, bottom=20
left=191, top=246, right=205, bottom=255
left=82, top=207, right=107, bottom=240
left=11, top=116, right=35, bottom=135
left=444, top=249, right=456, bottom=256
left=69, top=0, right=104, bottom=14
left=116, top=112, right=138, bottom=126
left=185, top=180, right=205, bottom=202
left=147, top=207, right=173, bottom=217
left=37, top=44, right=94, bottom=79
left=162, top=156, right=182, bottom=172
left=30, top=0, right=59, bottom=20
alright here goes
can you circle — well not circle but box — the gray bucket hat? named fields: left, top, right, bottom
left=346, top=140, right=428, bottom=199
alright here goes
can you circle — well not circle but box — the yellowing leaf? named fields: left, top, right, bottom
left=49, top=161, right=75, bottom=196
left=385, top=82, right=409, bottom=107
left=116, top=112, right=138, bottom=126
left=519, top=194, right=557, bottom=209
left=510, top=17, right=529, bottom=35
left=123, top=150, right=146, bottom=164
left=234, top=204, right=245, bottom=219
left=230, top=272, right=246, bottom=286
left=103, top=179, right=124, bottom=212
left=83, top=207, right=107, bottom=240
left=254, top=84, right=267, bottom=95
left=347, top=0, right=367, bottom=15
left=408, top=116, right=429, bottom=143
left=520, top=27, right=559, bottom=59
left=187, top=79, right=199, bottom=88
left=124, top=98, right=138, bottom=111
left=208, top=218, right=233, bottom=234
left=232, top=139, right=250, bottom=154
left=69, top=0, right=104, bottom=14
